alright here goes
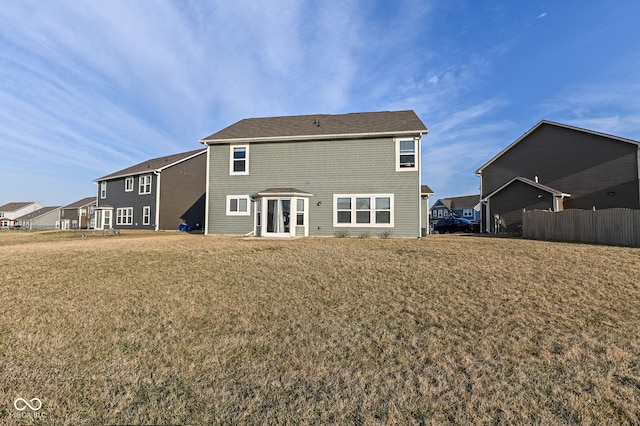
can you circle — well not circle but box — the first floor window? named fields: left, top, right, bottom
left=143, top=206, right=151, bottom=225
left=139, top=175, right=152, bottom=194
left=356, top=197, right=371, bottom=224
left=334, top=194, right=394, bottom=227
left=296, top=199, right=305, bottom=226
left=116, top=207, right=133, bottom=225
left=336, top=197, right=352, bottom=224
left=376, top=197, right=391, bottom=224
left=227, top=195, right=250, bottom=216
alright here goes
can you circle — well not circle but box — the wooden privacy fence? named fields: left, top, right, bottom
left=522, top=208, right=640, bottom=247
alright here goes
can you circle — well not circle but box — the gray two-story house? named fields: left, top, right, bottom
left=93, top=149, right=207, bottom=231
left=476, top=120, right=640, bottom=233
left=200, top=110, right=429, bottom=237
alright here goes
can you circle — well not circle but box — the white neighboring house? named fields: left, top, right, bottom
left=0, top=202, right=43, bottom=229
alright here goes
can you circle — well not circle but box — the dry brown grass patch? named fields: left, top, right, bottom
left=1, top=232, right=639, bottom=424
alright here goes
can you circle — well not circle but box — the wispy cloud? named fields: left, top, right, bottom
left=536, top=56, right=640, bottom=140
left=1, top=1, right=638, bottom=205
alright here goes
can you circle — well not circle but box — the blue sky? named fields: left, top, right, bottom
left=1, top=1, right=640, bottom=206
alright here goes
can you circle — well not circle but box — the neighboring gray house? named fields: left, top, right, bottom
left=93, top=149, right=207, bottom=231
left=0, top=202, right=42, bottom=228
left=476, top=120, right=640, bottom=233
left=199, top=110, right=429, bottom=237
left=15, top=206, right=61, bottom=230
left=429, top=194, right=481, bottom=228
left=59, top=197, right=96, bottom=230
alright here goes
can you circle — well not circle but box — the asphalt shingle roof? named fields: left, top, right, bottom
left=15, top=206, right=60, bottom=220
left=200, top=110, right=428, bottom=143
left=0, top=202, right=35, bottom=212
left=62, top=197, right=96, bottom=209
left=95, top=149, right=205, bottom=181
left=433, top=195, right=480, bottom=211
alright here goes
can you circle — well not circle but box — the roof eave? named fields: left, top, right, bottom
left=482, top=177, right=571, bottom=201
left=93, top=150, right=206, bottom=183
left=200, top=130, right=427, bottom=145
left=156, top=149, right=206, bottom=172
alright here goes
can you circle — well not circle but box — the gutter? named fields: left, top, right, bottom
left=154, top=170, right=161, bottom=231
left=200, top=130, right=426, bottom=145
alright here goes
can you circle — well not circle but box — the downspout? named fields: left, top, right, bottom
left=417, top=133, right=423, bottom=238
left=485, top=198, right=491, bottom=233
left=204, top=144, right=211, bottom=235
left=637, top=146, right=640, bottom=207
left=476, top=171, right=486, bottom=233
left=154, top=170, right=161, bottom=231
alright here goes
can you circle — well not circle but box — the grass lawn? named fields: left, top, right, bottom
left=1, top=231, right=639, bottom=424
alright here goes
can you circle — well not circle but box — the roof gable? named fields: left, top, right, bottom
left=483, top=176, right=571, bottom=201
left=95, top=149, right=206, bottom=182
left=476, top=120, right=640, bottom=174
left=200, top=110, right=428, bottom=144
left=62, top=197, right=96, bottom=209
left=431, top=195, right=479, bottom=211
left=15, top=206, right=61, bottom=220
left=421, top=185, right=434, bottom=195
left=0, top=202, right=37, bottom=212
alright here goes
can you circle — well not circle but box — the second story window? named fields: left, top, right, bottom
left=139, top=175, right=152, bottom=194
left=125, top=177, right=134, bottom=192
left=100, top=182, right=107, bottom=199
left=230, top=145, right=249, bottom=175
left=396, top=138, right=417, bottom=171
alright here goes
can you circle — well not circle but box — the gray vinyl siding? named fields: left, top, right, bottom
left=22, top=209, right=60, bottom=230
left=207, top=137, right=421, bottom=237
left=482, top=124, right=640, bottom=209
left=96, top=175, right=157, bottom=229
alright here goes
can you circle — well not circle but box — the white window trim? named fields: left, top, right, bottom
left=295, top=198, right=306, bottom=227
left=395, top=137, right=418, bottom=172
left=103, top=210, right=112, bottom=227
left=116, top=207, right=133, bottom=225
left=100, top=181, right=107, bottom=199
left=139, top=175, right=152, bottom=195
left=125, top=177, right=134, bottom=192
left=226, top=195, right=251, bottom=216
left=142, top=206, right=151, bottom=225
left=229, top=144, right=249, bottom=176
left=333, top=194, right=394, bottom=227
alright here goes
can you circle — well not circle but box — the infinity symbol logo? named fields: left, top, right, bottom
left=14, top=397, right=42, bottom=411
